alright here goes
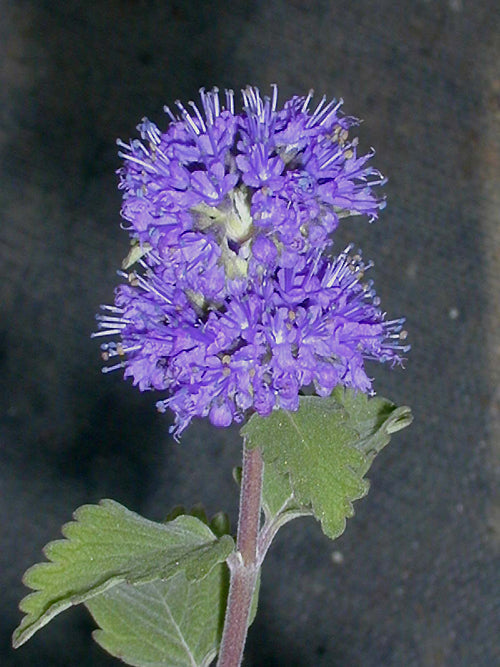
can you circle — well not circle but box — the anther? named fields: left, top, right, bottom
left=339, top=129, right=349, bottom=143
left=128, top=273, right=139, bottom=287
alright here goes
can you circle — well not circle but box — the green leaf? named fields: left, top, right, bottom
left=241, top=389, right=412, bottom=540
left=13, top=500, right=234, bottom=648
left=330, top=386, right=413, bottom=476
left=86, top=566, right=229, bottom=667
left=260, top=456, right=304, bottom=520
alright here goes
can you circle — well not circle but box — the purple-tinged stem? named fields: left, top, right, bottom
left=217, top=444, right=264, bottom=667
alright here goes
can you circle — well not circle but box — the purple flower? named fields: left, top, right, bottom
left=94, top=86, right=408, bottom=438
left=115, top=86, right=385, bottom=254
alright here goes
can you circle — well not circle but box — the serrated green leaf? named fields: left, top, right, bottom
left=13, top=500, right=234, bottom=648
left=241, top=390, right=412, bottom=540
left=86, top=565, right=229, bottom=667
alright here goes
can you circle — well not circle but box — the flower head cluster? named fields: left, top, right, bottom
left=93, top=86, right=409, bottom=438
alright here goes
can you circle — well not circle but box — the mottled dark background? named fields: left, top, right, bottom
left=1, top=1, right=499, bottom=665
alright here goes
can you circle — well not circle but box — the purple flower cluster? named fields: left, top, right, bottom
left=93, top=86, right=409, bottom=438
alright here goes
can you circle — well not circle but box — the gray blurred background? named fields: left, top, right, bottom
left=1, top=1, right=499, bottom=665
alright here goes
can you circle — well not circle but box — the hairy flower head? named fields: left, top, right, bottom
left=94, top=86, right=408, bottom=438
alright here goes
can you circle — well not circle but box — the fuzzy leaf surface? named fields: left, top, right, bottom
left=260, top=455, right=305, bottom=520
left=86, top=566, right=229, bottom=667
left=13, top=500, right=234, bottom=648
left=242, top=389, right=412, bottom=539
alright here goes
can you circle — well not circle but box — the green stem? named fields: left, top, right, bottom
left=217, top=444, right=263, bottom=667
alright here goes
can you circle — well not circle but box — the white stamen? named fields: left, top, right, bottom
left=318, top=98, right=343, bottom=126
left=91, top=329, right=123, bottom=338
left=135, top=273, right=172, bottom=304
left=139, top=118, right=161, bottom=144
left=116, top=138, right=131, bottom=151
left=319, top=146, right=344, bottom=170
left=310, top=95, right=326, bottom=121
left=96, top=321, right=127, bottom=330
left=102, top=362, right=126, bottom=373
left=189, top=101, right=207, bottom=132
left=213, top=87, right=220, bottom=116
left=100, top=305, right=124, bottom=314
left=175, top=100, right=200, bottom=135
left=270, top=84, right=278, bottom=112
left=95, top=314, right=132, bottom=325
left=104, top=344, right=141, bottom=358
left=302, top=89, right=314, bottom=112
left=118, top=152, right=157, bottom=173
left=163, top=105, right=177, bottom=123
left=225, top=89, right=235, bottom=114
